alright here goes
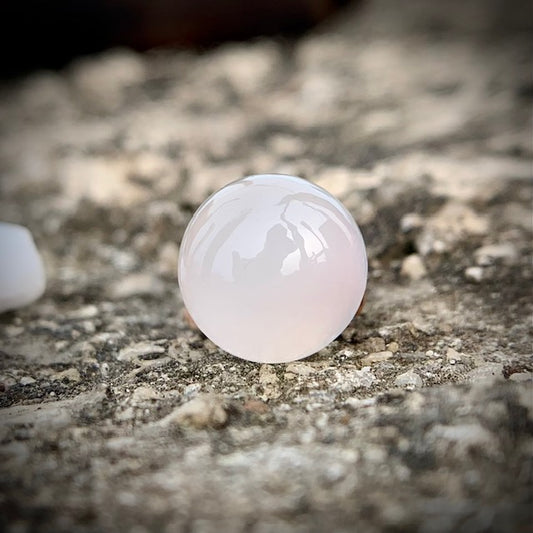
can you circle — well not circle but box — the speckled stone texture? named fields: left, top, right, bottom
left=0, top=1, right=532, bottom=532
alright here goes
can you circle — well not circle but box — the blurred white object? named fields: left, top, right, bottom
left=0, top=222, right=46, bottom=312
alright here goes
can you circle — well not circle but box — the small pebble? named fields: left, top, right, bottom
left=400, top=213, right=424, bottom=233
left=465, top=266, right=484, bottom=282
left=400, top=254, right=427, bottom=281
left=446, top=347, right=462, bottom=363
left=66, top=305, right=98, bottom=320
left=131, top=386, right=160, bottom=402
left=259, top=364, right=281, bottom=399
left=183, top=383, right=202, bottom=399
left=334, top=367, right=376, bottom=392
left=360, top=337, right=386, bottom=353
left=450, top=338, right=463, bottom=350
left=360, top=351, right=393, bottom=365
left=157, top=241, right=179, bottom=277
left=475, top=243, right=517, bottom=266
left=386, top=341, right=399, bottom=353
left=285, top=363, right=316, bottom=377
left=51, top=368, right=81, bottom=383
left=161, top=394, right=228, bottom=429
left=243, top=399, right=270, bottom=414
left=467, top=363, right=504, bottom=383
left=394, top=370, right=423, bottom=388
left=117, top=341, right=166, bottom=362
left=509, top=372, right=533, bottom=383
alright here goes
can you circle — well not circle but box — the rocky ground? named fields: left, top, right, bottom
left=1, top=0, right=532, bottom=532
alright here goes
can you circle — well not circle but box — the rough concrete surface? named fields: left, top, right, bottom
left=0, top=1, right=532, bottom=532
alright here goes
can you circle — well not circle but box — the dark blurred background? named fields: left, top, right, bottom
left=1, top=0, right=355, bottom=77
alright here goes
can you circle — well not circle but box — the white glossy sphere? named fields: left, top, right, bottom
left=0, top=222, right=46, bottom=313
left=178, top=174, right=367, bottom=363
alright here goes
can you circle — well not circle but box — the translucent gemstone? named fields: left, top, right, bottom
left=178, top=174, right=367, bottom=363
left=0, top=222, right=46, bottom=313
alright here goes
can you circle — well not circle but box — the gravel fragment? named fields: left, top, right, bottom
left=361, top=351, right=394, bottom=365
left=508, top=372, right=533, bottom=383
left=285, top=363, right=316, bottom=377
left=160, top=394, right=228, bottom=429
left=467, top=363, right=505, bottom=383
left=117, top=340, right=166, bottom=361
left=446, top=347, right=463, bottom=363
left=400, top=254, right=428, bottom=280
left=131, top=385, right=160, bottom=402
left=50, top=368, right=81, bottom=382
left=394, top=370, right=423, bottom=388
left=465, top=266, right=484, bottom=282
left=334, top=367, right=376, bottom=392
left=474, top=243, right=518, bottom=265
left=258, top=364, right=281, bottom=399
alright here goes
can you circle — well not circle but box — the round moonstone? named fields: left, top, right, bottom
left=178, top=174, right=367, bottom=363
